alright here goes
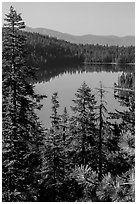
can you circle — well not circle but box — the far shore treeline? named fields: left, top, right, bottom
left=24, top=31, right=135, bottom=67
left=3, top=26, right=135, bottom=68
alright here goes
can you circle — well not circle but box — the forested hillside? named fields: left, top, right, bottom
left=23, top=31, right=135, bottom=68
left=25, top=26, right=135, bottom=46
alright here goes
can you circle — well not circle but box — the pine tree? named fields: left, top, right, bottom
left=61, top=107, right=69, bottom=142
left=70, top=82, right=97, bottom=167
left=2, top=6, right=45, bottom=201
left=43, top=93, right=66, bottom=201
left=60, top=107, right=71, bottom=173
left=95, top=82, right=109, bottom=181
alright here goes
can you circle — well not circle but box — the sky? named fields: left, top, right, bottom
left=2, top=2, right=135, bottom=37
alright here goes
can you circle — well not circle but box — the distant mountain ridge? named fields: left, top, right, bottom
left=25, top=26, right=135, bottom=46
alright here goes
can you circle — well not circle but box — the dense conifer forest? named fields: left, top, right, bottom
left=2, top=7, right=135, bottom=202
left=24, top=31, right=135, bottom=68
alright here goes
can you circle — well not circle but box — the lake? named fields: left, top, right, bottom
left=34, top=64, right=134, bottom=128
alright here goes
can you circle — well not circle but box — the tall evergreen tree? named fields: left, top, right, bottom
left=2, top=6, right=45, bottom=201
left=96, top=82, right=105, bottom=181
left=61, top=107, right=69, bottom=142
left=95, top=82, right=111, bottom=181
left=70, top=82, right=97, bottom=167
left=43, top=93, right=66, bottom=201
left=60, top=107, right=71, bottom=172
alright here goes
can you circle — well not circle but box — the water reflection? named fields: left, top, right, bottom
left=33, top=64, right=134, bottom=84
left=34, top=64, right=134, bottom=127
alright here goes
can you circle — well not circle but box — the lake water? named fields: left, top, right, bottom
left=34, top=64, right=134, bottom=128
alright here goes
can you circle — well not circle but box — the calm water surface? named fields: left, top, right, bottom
left=34, top=64, right=134, bottom=127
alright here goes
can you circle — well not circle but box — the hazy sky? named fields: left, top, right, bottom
left=2, top=2, right=135, bottom=36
